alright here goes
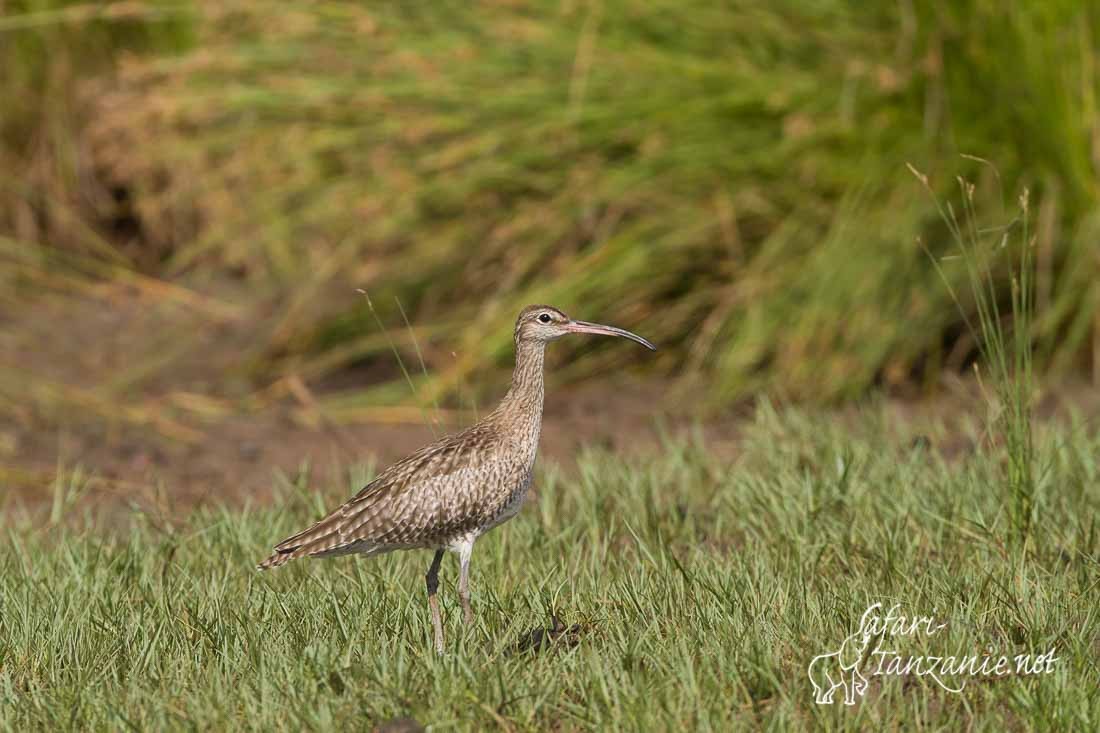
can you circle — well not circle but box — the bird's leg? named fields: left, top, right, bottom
left=457, top=540, right=474, bottom=626
left=425, top=549, right=445, bottom=654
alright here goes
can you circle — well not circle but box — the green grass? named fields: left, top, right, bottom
left=3, top=406, right=1098, bottom=730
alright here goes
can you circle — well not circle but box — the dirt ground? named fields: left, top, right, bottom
left=2, top=380, right=729, bottom=519
left=0, top=290, right=745, bottom=521
left=3, top=289, right=1096, bottom=524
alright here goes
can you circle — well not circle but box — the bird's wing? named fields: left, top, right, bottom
left=262, top=423, right=501, bottom=565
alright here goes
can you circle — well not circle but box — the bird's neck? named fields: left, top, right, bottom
left=495, top=338, right=546, bottom=427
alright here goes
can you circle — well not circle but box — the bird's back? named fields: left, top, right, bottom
left=258, top=415, right=537, bottom=569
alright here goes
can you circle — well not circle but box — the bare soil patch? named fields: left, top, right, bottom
left=0, top=290, right=736, bottom=521
left=3, top=290, right=1097, bottom=525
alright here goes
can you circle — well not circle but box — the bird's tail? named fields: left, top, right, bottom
left=256, top=514, right=344, bottom=571
left=256, top=549, right=295, bottom=571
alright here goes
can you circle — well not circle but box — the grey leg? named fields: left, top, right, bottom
left=425, top=549, right=445, bottom=654
left=457, top=539, right=474, bottom=626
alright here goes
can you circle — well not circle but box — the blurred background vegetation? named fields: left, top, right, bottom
left=2, top=0, right=1099, bottom=440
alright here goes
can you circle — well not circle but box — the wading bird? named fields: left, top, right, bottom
left=258, top=305, right=656, bottom=652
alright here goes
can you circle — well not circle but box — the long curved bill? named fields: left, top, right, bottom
left=564, top=319, right=657, bottom=350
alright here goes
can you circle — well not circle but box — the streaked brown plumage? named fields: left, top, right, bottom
left=258, top=304, right=656, bottom=652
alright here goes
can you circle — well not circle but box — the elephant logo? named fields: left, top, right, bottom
left=807, top=625, right=878, bottom=705
left=808, top=602, right=1059, bottom=705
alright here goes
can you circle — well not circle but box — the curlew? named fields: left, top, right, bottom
left=258, top=305, right=656, bottom=652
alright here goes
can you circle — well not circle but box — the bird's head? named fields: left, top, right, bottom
left=513, top=305, right=656, bottom=351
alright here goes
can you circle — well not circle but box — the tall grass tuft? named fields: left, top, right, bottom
left=914, top=163, right=1037, bottom=544
left=2, top=1, right=1099, bottom=421
left=0, top=1, right=194, bottom=257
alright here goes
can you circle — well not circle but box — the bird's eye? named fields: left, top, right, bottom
left=538, top=313, right=552, bottom=324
